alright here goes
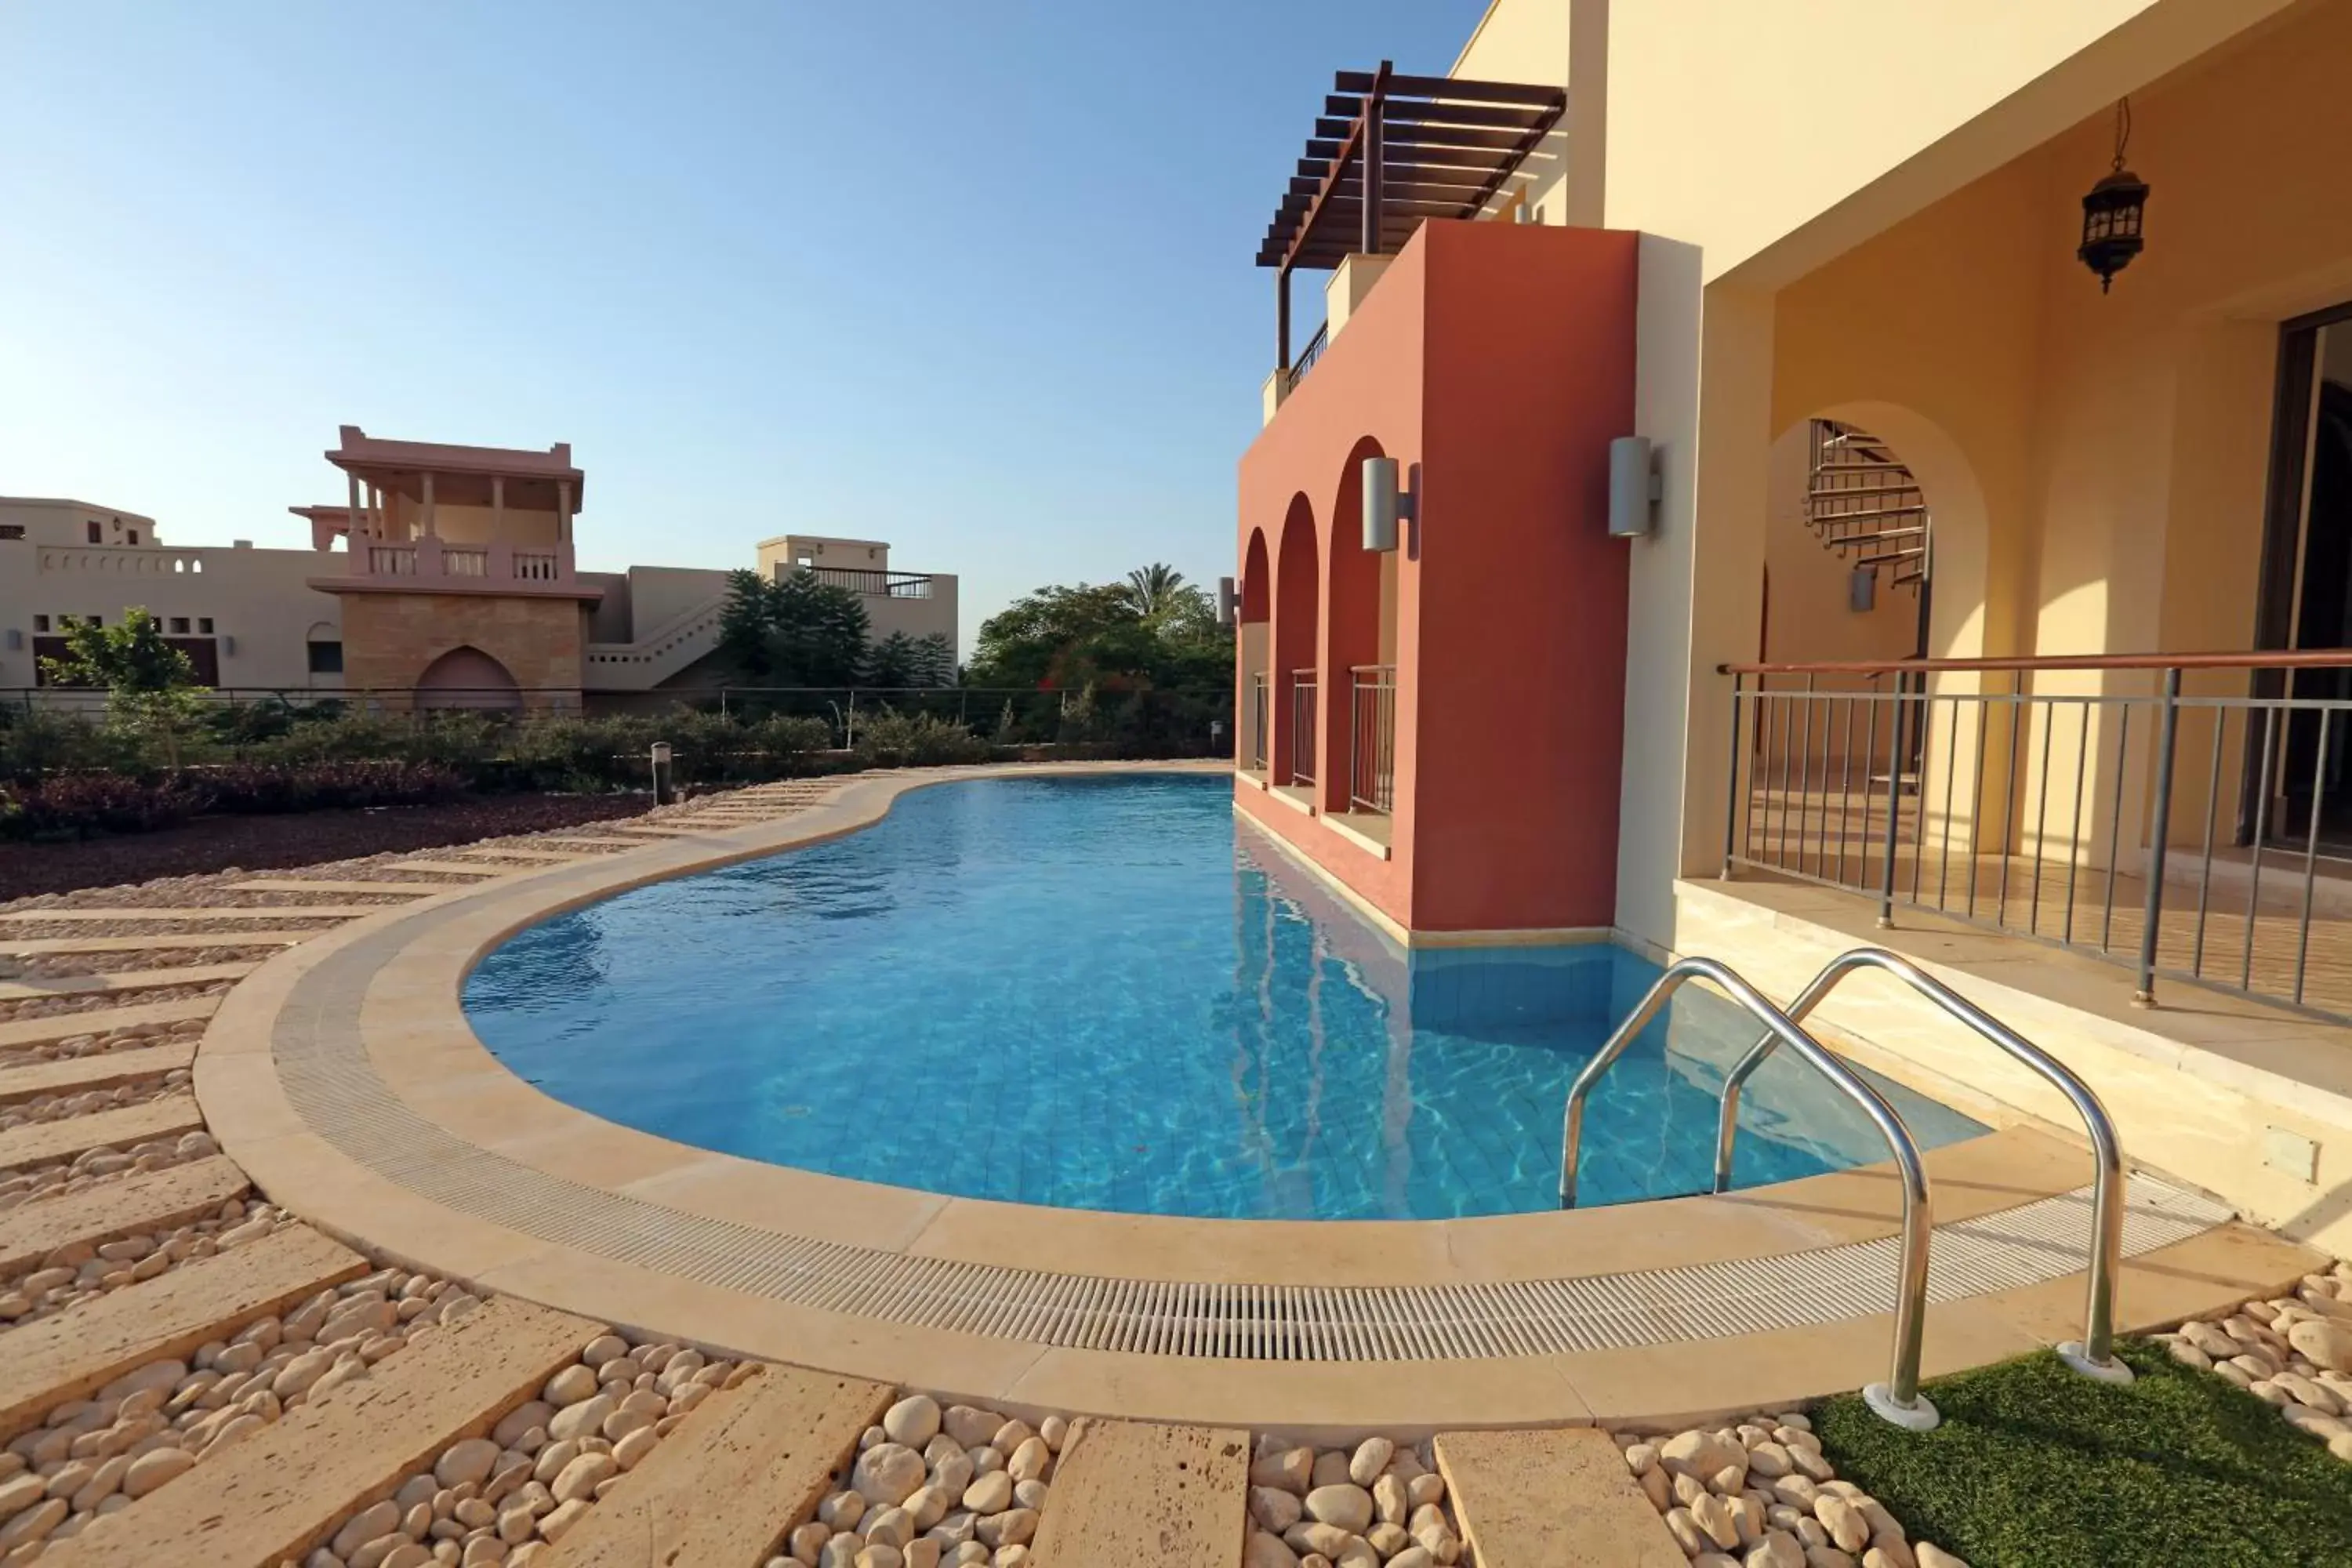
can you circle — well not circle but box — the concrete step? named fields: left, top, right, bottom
left=0, top=1155, right=250, bottom=1273
left=0, top=1094, right=205, bottom=1171
left=0, top=934, right=313, bottom=956
left=453, top=847, right=590, bottom=862
left=1432, top=1428, right=1686, bottom=1568
left=1028, top=1418, right=1250, bottom=1568
left=0, top=1223, right=365, bottom=1435
left=0, top=999, right=216, bottom=1053
left=605, top=825, right=706, bottom=837
left=379, top=860, right=512, bottom=877
left=0, top=1044, right=198, bottom=1106
left=42, top=1294, right=602, bottom=1568
left=228, top=880, right=441, bottom=897
left=0, top=908, right=383, bottom=924
left=541, top=1363, right=891, bottom=1566
left=0, top=962, right=256, bottom=1000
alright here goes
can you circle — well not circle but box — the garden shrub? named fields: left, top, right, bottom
left=851, top=709, right=992, bottom=767
left=201, top=760, right=463, bottom=814
left=0, top=773, right=215, bottom=840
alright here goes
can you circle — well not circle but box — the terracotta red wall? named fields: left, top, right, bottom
left=1233, top=220, right=1637, bottom=937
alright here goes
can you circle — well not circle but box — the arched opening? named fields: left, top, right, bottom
left=416, top=645, right=522, bottom=711
left=303, top=621, right=344, bottom=684
left=1238, top=528, right=1272, bottom=772
left=1270, top=494, right=1320, bottom=792
left=1323, top=437, right=1399, bottom=818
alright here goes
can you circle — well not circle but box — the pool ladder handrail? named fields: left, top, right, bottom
left=1713, top=946, right=2132, bottom=1385
left=1557, top=956, right=1940, bottom=1428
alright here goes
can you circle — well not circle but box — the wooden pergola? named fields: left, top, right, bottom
left=1259, top=62, right=1566, bottom=376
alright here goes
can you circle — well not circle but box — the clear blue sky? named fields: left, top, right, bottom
left=0, top=1, right=1489, bottom=653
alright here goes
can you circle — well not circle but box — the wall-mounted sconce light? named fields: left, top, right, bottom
left=1363, top=456, right=1409, bottom=551
left=1849, top=564, right=1878, bottom=613
left=1218, top=576, right=1237, bottom=627
left=221, top=635, right=238, bottom=656
left=1608, top=436, right=1661, bottom=537
left=2078, top=98, right=2149, bottom=293
left=3, top=630, right=20, bottom=652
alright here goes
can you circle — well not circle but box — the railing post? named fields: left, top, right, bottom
left=2134, top=666, right=2183, bottom=1007
left=1878, top=670, right=1908, bottom=927
left=1722, top=671, right=1744, bottom=880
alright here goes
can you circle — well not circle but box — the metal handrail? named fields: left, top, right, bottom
left=1714, top=947, right=2132, bottom=1382
left=1559, top=956, right=1938, bottom=1426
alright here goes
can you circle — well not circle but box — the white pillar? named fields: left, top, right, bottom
left=346, top=472, right=362, bottom=544
left=556, top=480, right=572, bottom=544
left=421, top=472, right=437, bottom=538
left=492, top=474, right=505, bottom=536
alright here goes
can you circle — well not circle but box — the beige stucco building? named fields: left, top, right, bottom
left=1238, top=0, right=2352, bottom=1254
left=2, top=428, right=957, bottom=706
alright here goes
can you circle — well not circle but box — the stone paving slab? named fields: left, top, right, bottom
left=0, top=1093, right=205, bottom=1172
left=542, top=1363, right=892, bottom=1566
left=43, top=1294, right=602, bottom=1568
left=0, top=933, right=314, bottom=956
left=0, top=1156, right=249, bottom=1272
left=0, top=997, right=217, bottom=1051
left=1432, top=1428, right=1692, bottom=1568
left=381, top=859, right=513, bottom=877
left=0, top=1223, right=365, bottom=1436
left=1028, top=1418, right=1250, bottom=1568
left=0, top=1042, right=198, bottom=1106
left=0, top=907, right=385, bottom=923
left=229, top=880, right=443, bottom=896
left=0, top=961, right=256, bottom=1000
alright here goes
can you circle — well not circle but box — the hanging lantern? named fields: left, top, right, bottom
left=2078, top=99, right=2149, bottom=293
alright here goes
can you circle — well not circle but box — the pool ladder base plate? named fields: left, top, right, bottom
left=2056, top=1341, right=2137, bottom=1385
left=1862, top=1384, right=1942, bottom=1432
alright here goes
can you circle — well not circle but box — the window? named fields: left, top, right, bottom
left=32, top=615, right=49, bottom=633
left=169, top=617, right=190, bottom=634
left=0, top=524, right=24, bottom=541
left=126, top=530, right=139, bottom=546
left=197, top=617, right=214, bottom=634
left=85, top=521, right=101, bottom=543
left=307, top=641, right=344, bottom=674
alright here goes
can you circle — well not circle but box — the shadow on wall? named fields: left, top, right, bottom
left=416, top=645, right=523, bottom=711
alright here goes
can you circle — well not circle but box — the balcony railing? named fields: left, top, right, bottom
left=1285, top=321, right=1330, bottom=392
left=347, top=538, right=578, bottom=589
left=1349, top=664, right=1396, bottom=813
left=804, top=567, right=935, bottom=600
left=1249, top=671, right=1269, bottom=771
left=1722, top=650, right=2352, bottom=1023
left=1290, top=669, right=1317, bottom=786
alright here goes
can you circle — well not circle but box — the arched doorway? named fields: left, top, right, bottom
left=1271, top=495, right=1320, bottom=792
left=1238, top=528, right=1272, bottom=771
left=416, top=645, right=522, bottom=711
left=1323, top=438, right=1399, bottom=817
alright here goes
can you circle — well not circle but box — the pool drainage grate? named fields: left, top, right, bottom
left=271, top=916, right=2235, bottom=1364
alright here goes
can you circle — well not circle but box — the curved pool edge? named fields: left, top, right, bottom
left=194, top=759, right=2273, bottom=1433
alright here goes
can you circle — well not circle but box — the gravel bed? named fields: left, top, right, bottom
left=0, top=1197, right=290, bottom=1331
left=303, top=1328, right=747, bottom=1567
left=1245, top=1435, right=1459, bottom=1568
left=785, top=1396, right=1069, bottom=1568
left=0, top=982, right=232, bottom=1025
left=2151, top=1255, right=2352, bottom=1459
left=0, top=1128, right=220, bottom=1217
left=0, top=1258, right=473, bottom=1558
left=0, top=1014, right=208, bottom=1069
left=0, top=1073, right=191, bottom=1132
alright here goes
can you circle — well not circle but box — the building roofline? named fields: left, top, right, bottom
left=325, top=426, right=583, bottom=487
left=0, top=496, right=157, bottom=522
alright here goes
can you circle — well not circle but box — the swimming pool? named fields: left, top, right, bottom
left=463, top=774, right=1983, bottom=1220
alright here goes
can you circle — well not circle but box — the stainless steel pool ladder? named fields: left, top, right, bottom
left=1714, top=947, right=2132, bottom=1386
left=1557, top=956, right=1940, bottom=1429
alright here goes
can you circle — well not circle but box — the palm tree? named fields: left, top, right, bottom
left=1122, top=563, right=1188, bottom=620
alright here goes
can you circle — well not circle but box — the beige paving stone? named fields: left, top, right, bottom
left=1434, top=1427, right=1686, bottom=1568
left=0, top=1223, right=365, bottom=1435
left=228, top=880, right=444, bottom=896
left=0, top=962, right=256, bottom=1000
left=42, top=1294, right=601, bottom=1568
left=0, top=1154, right=247, bottom=1272
left=0, top=907, right=383, bottom=923
left=0, top=999, right=216, bottom=1052
left=0, top=1093, right=205, bottom=1170
left=0, top=933, right=314, bottom=956
left=378, top=859, right=515, bottom=877
left=1028, top=1417, right=1249, bottom=1568
left=0, top=1043, right=197, bottom=1106
left=539, top=1363, right=891, bottom=1566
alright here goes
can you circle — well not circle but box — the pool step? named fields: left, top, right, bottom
left=0, top=933, right=314, bottom=956
left=0, top=997, right=217, bottom=1053
left=0, top=1042, right=198, bottom=1106
left=1028, top=1418, right=1250, bottom=1568
left=540, top=1363, right=891, bottom=1566
left=0, top=961, right=256, bottom=1000
left=42, top=1294, right=601, bottom=1568
left=0, top=1092, right=205, bottom=1170
left=1432, top=1428, right=1686, bottom=1568
left=0, top=1155, right=249, bottom=1272
left=0, top=1222, right=365, bottom=1434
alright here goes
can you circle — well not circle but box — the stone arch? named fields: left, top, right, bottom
left=416, top=644, right=522, bottom=711
left=1323, top=437, right=1393, bottom=811
left=1237, top=528, right=1273, bottom=771
left=1271, top=494, right=1320, bottom=788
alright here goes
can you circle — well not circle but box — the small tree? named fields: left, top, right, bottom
left=1121, top=563, right=1189, bottom=621
left=39, top=609, right=209, bottom=771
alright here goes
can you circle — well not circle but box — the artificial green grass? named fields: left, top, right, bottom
left=1813, top=1339, right=2352, bottom=1566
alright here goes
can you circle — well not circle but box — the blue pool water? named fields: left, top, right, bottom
left=463, top=775, right=1983, bottom=1221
